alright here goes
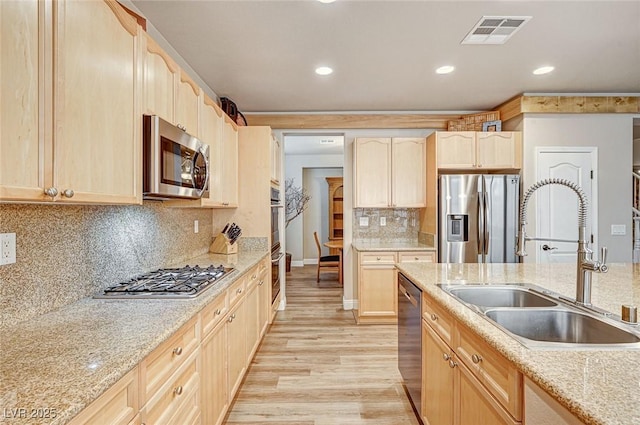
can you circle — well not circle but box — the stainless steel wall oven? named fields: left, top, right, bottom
left=271, top=187, right=283, bottom=303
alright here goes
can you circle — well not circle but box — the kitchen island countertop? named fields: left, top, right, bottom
left=0, top=250, right=268, bottom=425
left=396, top=262, right=640, bottom=425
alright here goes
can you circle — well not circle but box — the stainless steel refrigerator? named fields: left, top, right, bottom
left=439, top=174, right=520, bottom=263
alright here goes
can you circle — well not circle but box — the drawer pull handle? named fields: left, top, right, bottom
left=376, top=257, right=381, bottom=260
left=472, top=354, right=483, bottom=364
left=430, top=313, right=438, bottom=321
left=173, top=385, right=183, bottom=396
left=237, top=288, right=243, bottom=294
left=215, top=308, right=221, bottom=315
left=173, top=347, right=183, bottom=356
left=443, top=353, right=451, bottom=361
left=448, top=360, right=457, bottom=369
left=258, top=280, right=264, bottom=286
left=252, top=274, right=257, bottom=279
left=228, top=313, right=236, bottom=322
left=414, top=257, right=419, bottom=261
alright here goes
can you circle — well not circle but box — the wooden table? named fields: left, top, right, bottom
left=323, top=240, right=343, bottom=285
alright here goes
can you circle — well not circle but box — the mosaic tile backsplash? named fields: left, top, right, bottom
left=0, top=202, right=214, bottom=326
left=353, top=208, right=420, bottom=242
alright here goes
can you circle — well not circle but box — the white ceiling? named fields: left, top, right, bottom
left=132, top=0, right=640, bottom=113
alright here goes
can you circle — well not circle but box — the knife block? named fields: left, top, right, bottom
left=209, top=233, right=238, bottom=255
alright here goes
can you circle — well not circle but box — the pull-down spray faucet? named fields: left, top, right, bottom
left=516, top=178, right=608, bottom=306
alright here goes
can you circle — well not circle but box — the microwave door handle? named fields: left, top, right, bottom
left=201, top=148, right=210, bottom=195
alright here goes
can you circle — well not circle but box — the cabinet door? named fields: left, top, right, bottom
left=257, top=268, right=271, bottom=336
left=359, top=264, right=397, bottom=320
left=54, top=0, right=140, bottom=204
left=436, top=132, right=476, bottom=169
left=227, top=300, right=246, bottom=400
left=392, top=138, right=426, bottom=207
left=0, top=0, right=49, bottom=201
left=200, top=95, right=224, bottom=207
left=218, top=116, right=239, bottom=207
left=456, top=360, right=519, bottom=425
left=201, top=321, right=228, bottom=425
left=354, top=138, right=391, bottom=207
left=423, top=323, right=454, bottom=425
left=476, top=132, right=522, bottom=169
left=271, top=134, right=281, bottom=184
left=245, top=283, right=260, bottom=362
left=175, top=70, right=200, bottom=138
left=142, top=32, right=177, bottom=123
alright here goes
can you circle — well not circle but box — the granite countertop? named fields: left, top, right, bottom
left=0, top=250, right=268, bottom=425
left=396, top=262, right=640, bottom=425
left=352, top=240, right=436, bottom=252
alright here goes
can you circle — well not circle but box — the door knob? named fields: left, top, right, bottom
left=542, top=244, right=558, bottom=251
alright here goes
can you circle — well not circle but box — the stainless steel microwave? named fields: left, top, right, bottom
left=143, top=115, right=209, bottom=200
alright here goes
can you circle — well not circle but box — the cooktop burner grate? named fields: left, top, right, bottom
left=96, top=265, right=234, bottom=299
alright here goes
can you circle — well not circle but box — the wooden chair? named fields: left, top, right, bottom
left=313, top=231, right=340, bottom=283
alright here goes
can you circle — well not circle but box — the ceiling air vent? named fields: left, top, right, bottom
left=461, top=16, right=532, bottom=45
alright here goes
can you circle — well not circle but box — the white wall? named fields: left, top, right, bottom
left=302, top=168, right=343, bottom=262
left=521, top=114, right=638, bottom=263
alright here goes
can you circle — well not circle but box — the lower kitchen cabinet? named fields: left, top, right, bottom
left=421, top=292, right=522, bottom=425
left=201, top=320, right=228, bottom=425
left=356, top=251, right=435, bottom=324
left=68, top=255, right=271, bottom=425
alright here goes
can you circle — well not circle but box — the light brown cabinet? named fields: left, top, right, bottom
left=356, top=251, right=435, bottom=324
left=421, top=291, right=523, bottom=425
left=175, top=71, right=201, bottom=138
left=326, top=177, right=344, bottom=243
left=432, top=131, right=522, bottom=170
left=1, top=0, right=142, bottom=204
left=271, top=134, right=282, bottom=185
left=215, top=116, right=240, bottom=207
left=354, top=137, right=426, bottom=208
left=142, top=32, right=178, bottom=124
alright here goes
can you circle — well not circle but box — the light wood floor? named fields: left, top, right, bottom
left=224, top=265, right=421, bottom=425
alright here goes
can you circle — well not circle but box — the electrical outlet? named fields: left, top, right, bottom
left=380, top=217, right=386, bottom=226
left=611, top=224, right=626, bottom=235
left=194, top=220, right=199, bottom=234
left=1, top=233, right=16, bottom=265
left=359, top=217, right=369, bottom=227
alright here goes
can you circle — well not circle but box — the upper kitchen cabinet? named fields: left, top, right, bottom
left=0, top=0, right=47, bottom=201
left=354, top=137, right=426, bottom=208
left=433, top=131, right=522, bottom=170
left=271, top=134, right=282, bottom=185
left=175, top=70, right=201, bottom=138
left=215, top=115, right=239, bottom=207
left=1, top=0, right=142, bottom=204
left=142, top=32, right=178, bottom=124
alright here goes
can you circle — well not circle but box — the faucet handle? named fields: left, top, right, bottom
left=599, top=246, right=608, bottom=272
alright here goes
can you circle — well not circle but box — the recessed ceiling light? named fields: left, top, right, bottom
left=436, top=65, right=455, bottom=75
left=315, top=66, right=333, bottom=76
left=533, top=66, right=554, bottom=75
left=317, top=0, right=336, bottom=3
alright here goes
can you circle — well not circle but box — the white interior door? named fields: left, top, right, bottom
left=536, top=148, right=597, bottom=263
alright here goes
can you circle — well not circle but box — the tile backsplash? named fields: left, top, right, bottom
left=0, top=202, right=214, bottom=326
left=353, top=208, right=420, bottom=242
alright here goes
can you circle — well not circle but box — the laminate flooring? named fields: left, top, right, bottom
left=224, top=265, right=421, bottom=425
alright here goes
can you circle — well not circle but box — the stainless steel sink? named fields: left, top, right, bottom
left=485, top=308, right=640, bottom=345
left=447, top=286, right=557, bottom=308
left=438, top=283, right=640, bottom=349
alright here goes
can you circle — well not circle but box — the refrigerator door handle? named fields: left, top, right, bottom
left=477, top=188, right=483, bottom=255
left=484, top=191, right=490, bottom=255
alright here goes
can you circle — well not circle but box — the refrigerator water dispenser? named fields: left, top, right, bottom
left=447, top=214, right=468, bottom=242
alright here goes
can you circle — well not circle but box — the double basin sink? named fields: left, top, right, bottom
left=439, top=284, right=640, bottom=349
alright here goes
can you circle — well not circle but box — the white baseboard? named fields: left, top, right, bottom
left=291, top=260, right=305, bottom=267
left=343, top=297, right=358, bottom=310
left=304, top=258, right=318, bottom=265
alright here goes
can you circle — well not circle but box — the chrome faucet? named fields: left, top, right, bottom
left=516, top=178, right=608, bottom=306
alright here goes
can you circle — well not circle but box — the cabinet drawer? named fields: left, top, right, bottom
left=68, top=367, right=138, bottom=425
left=422, top=294, right=454, bottom=347
left=140, top=316, right=199, bottom=402
left=201, top=293, right=228, bottom=337
left=143, top=351, right=200, bottom=425
left=228, top=275, right=246, bottom=307
left=456, top=323, right=522, bottom=421
left=359, top=252, right=397, bottom=265
left=398, top=251, right=435, bottom=263
left=246, top=264, right=260, bottom=290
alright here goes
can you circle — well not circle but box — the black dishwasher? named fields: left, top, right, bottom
left=398, top=272, right=423, bottom=420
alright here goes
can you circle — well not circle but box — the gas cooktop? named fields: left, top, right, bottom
left=95, top=265, right=234, bottom=299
